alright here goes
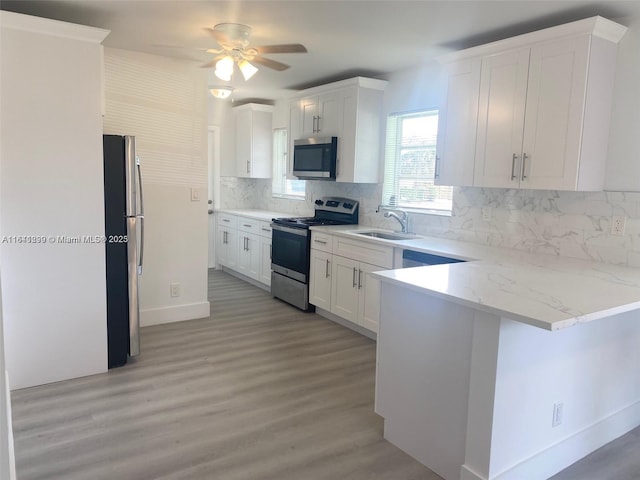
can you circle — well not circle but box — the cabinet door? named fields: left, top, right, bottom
left=260, top=236, right=272, bottom=286
left=300, top=96, right=318, bottom=137
left=237, top=233, right=260, bottom=280
left=474, top=49, right=530, bottom=188
left=435, top=59, right=481, bottom=186
left=520, top=35, right=589, bottom=190
left=316, top=91, right=340, bottom=136
left=235, top=107, right=252, bottom=177
left=330, top=255, right=359, bottom=322
left=218, top=227, right=237, bottom=269
left=357, top=262, right=383, bottom=333
left=309, top=249, right=332, bottom=311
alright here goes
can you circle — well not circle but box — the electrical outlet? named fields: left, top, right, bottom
left=191, top=187, right=200, bottom=202
left=170, top=283, right=181, bottom=298
left=611, top=215, right=626, bottom=236
left=552, top=402, right=564, bottom=427
left=482, top=206, right=492, bottom=222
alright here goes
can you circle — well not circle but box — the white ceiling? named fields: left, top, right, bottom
left=3, top=1, right=640, bottom=102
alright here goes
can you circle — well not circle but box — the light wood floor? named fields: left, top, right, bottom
left=11, top=269, right=640, bottom=480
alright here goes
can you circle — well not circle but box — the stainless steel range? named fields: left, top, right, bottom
left=271, top=197, right=359, bottom=311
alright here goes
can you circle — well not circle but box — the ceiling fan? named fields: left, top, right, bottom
left=201, top=23, right=307, bottom=82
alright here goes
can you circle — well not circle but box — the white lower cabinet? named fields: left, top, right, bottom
left=237, top=232, right=260, bottom=279
left=309, top=249, right=332, bottom=311
left=331, top=256, right=384, bottom=333
left=216, top=212, right=273, bottom=287
left=309, top=232, right=391, bottom=334
left=260, top=236, right=272, bottom=286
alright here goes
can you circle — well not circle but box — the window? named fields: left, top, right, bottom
left=382, top=110, right=452, bottom=214
left=272, top=128, right=305, bottom=199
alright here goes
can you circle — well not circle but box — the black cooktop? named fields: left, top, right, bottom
left=272, top=217, right=352, bottom=228
left=272, top=196, right=359, bottom=230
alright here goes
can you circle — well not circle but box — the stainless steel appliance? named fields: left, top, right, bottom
left=271, top=197, right=359, bottom=311
left=293, top=137, right=338, bottom=180
left=103, top=135, right=144, bottom=368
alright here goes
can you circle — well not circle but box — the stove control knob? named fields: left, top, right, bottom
left=315, top=199, right=324, bottom=206
left=343, top=202, right=353, bottom=209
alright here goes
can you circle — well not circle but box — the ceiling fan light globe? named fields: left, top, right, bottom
left=209, top=87, right=233, bottom=99
left=214, top=56, right=234, bottom=81
left=238, top=60, right=258, bottom=81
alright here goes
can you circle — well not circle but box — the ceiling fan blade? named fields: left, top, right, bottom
left=255, top=44, right=307, bottom=54
left=251, top=56, right=290, bottom=71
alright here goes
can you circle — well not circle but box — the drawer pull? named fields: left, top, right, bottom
left=314, top=239, right=327, bottom=245
left=243, top=224, right=252, bottom=228
left=223, top=219, right=230, bottom=222
left=262, top=228, right=270, bottom=233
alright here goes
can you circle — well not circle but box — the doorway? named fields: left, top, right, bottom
left=208, top=126, right=221, bottom=269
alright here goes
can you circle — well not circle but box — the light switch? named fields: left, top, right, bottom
left=191, top=187, right=200, bottom=202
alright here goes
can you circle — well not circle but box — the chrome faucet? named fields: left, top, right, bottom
left=378, top=206, right=410, bottom=233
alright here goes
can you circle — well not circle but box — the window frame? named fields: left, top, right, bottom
left=272, top=128, right=306, bottom=200
left=382, top=109, right=452, bottom=216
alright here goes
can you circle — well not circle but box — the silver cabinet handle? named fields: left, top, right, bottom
left=243, top=224, right=252, bottom=228
left=314, top=239, right=327, bottom=245
left=511, top=153, right=519, bottom=180
left=244, top=237, right=249, bottom=251
left=270, top=245, right=272, bottom=260
left=352, top=267, right=357, bottom=288
left=316, top=115, right=321, bottom=133
left=434, top=156, right=440, bottom=179
left=262, top=228, right=270, bottom=233
left=246, top=160, right=250, bottom=175
left=325, top=259, right=330, bottom=278
left=522, top=153, right=529, bottom=180
left=223, top=219, right=230, bottom=223
left=358, top=269, right=363, bottom=289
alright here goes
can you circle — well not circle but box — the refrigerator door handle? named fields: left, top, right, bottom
left=138, top=215, right=145, bottom=275
left=136, top=158, right=145, bottom=274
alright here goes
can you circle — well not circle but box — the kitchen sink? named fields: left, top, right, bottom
left=353, top=230, right=419, bottom=240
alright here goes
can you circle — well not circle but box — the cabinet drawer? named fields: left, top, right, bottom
left=257, top=221, right=272, bottom=238
left=217, top=213, right=237, bottom=228
left=333, top=236, right=393, bottom=269
left=311, top=231, right=333, bottom=253
left=238, top=218, right=261, bottom=234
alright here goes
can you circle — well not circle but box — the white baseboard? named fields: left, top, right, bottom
left=481, top=399, right=640, bottom=480
left=141, top=301, right=210, bottom=327
left=461, top=465, right=486, bottom=480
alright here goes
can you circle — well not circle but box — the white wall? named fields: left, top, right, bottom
left=487, top=312, right=640, bottom=479
left=217, top=13, right=640, bottom=269
left=103, top=48, right=210, bottom=326
left=0, top=12, right=109, bottom=390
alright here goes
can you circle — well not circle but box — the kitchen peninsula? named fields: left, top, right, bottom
left=368, top=234, right=640, bottom=480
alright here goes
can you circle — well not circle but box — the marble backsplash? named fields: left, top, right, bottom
left=220, top=177, right=640, bottom=268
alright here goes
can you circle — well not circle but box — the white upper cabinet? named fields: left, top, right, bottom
left=288, top=77, right=387, bottom=183
left=474, top=48, right=530, bottom=188
left=435, top=58, right=481, bottom=186
left=438, top=16, right=627, bottom=192
left=299, top=91, right=341, bottom=137
left=234, top=103, right=273, bottom=178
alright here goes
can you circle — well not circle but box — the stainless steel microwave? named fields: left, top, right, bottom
left=293, top=137, right=337, bottom=180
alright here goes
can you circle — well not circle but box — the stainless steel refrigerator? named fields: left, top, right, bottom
left=103, top=135, right=144, bottom=368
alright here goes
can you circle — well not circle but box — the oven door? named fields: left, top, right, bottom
left=271, top=224, right=310, bottom=283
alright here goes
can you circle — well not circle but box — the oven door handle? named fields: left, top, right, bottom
left=271, top=223, right=309, bottom=237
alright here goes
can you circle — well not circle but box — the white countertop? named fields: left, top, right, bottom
left=310, top=225, right=640, bottom=331
left=215, top=208, right=299, bottom=222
